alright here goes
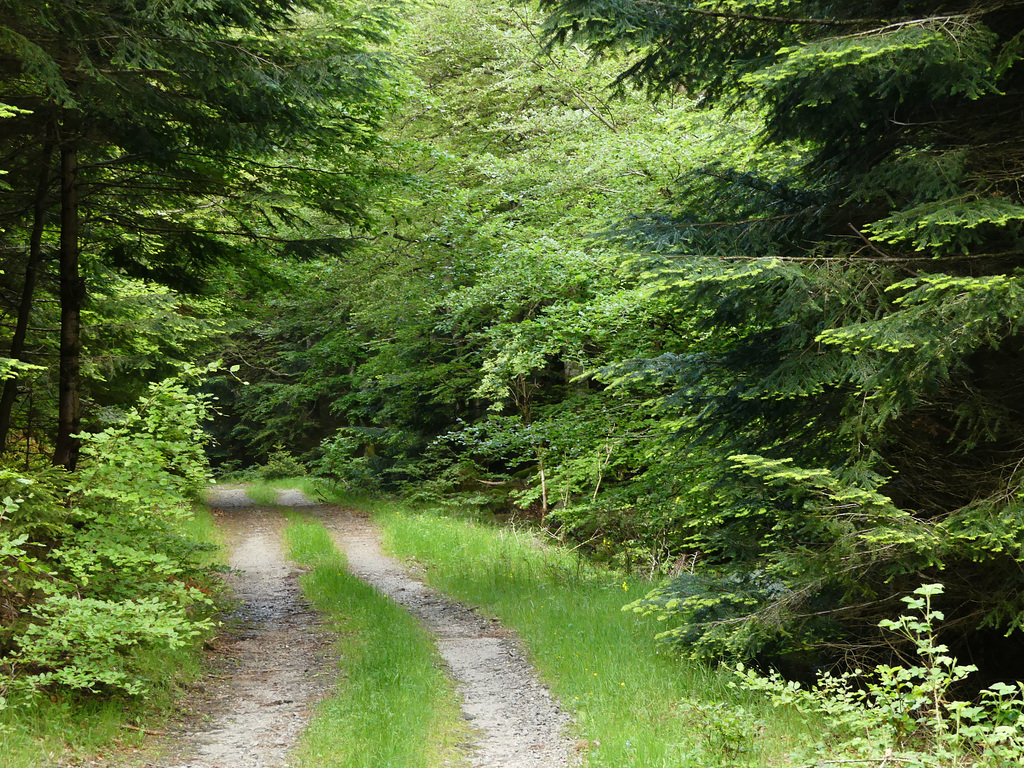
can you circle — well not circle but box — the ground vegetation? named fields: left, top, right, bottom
left=3, top=0, right=1023, bottom=755
left=0, top=0, right=400, bottom=755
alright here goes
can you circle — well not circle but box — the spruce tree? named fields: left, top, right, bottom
left=541, top=0, right=1024, bottom=664
left=0, top=0, right=395, bottom=467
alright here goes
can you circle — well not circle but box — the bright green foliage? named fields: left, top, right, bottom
left=215, top=0, right=1024, bottom=674
left=10, top=596, right=205, bottom=696
left=0, top=368, right=220, bottom=701
left=530, top=0, right=1024, bottom=664
left=217, top=0, right=739, bottom=564
left=73, top=365, right=214, bottom=509
left=739, top=585, right=1024, bottom=766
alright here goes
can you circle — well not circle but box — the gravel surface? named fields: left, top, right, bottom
left=148, top=488, right=337, bottom=768
left=112, top=486, right=577, bottom=768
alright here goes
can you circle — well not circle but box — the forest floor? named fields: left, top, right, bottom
left=111, top=487, right=577, bottom=768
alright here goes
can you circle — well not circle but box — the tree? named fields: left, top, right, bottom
left=540, top=0, right=1024, bottom=664
left=212, top=0, right=701, bottom=492
left=0, top=0, right=396, bottom=467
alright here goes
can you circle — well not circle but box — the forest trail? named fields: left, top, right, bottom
left=139, top=488, right=337, bottom=768
left=295, top=490, right=577, bottom=768
left=130, top=488, right=576, bottom=768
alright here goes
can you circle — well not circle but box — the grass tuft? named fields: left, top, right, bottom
left=241, top=477, right=331, bottom=505
left=267, top=476, right=322, bottom=494
left=243, top=483, right=279, bottom=505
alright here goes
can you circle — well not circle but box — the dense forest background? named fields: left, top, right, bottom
left=4, top=0, right=1024, bottom=688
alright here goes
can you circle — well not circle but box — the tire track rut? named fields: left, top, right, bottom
left=152, top=489, right=336, bottom=768
left=283, top=491, right=577, bottom=768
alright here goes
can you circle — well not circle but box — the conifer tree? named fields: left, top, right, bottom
left=541, top=0, right=1024, bottom=661
left=0, top=0, right=395, bottom=467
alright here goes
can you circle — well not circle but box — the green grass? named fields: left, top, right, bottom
left=244, top=483, right=279, bottom=504
left=179, top=502, right=228, bottom=567
left=241, top=476, right=325, bottom=505
left=317, top=493, right=810, bottom=768
left=0, top=692, right=160, bottom=767
left=0, top=504, right=225, bottom=767
left=266, top=476, right=320, bottom=493
left=282, top=514, right=468, bottom=768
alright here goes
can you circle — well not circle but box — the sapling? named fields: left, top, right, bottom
left=737, top=584, right=1024, bottom=767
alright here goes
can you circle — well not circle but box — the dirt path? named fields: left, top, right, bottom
left=147, top=488, right=337, bottom=768
left=280, top=490, right=578, bottom=768
left=128, top=488, right=576, bottom=768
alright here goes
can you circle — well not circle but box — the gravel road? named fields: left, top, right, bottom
left=120, top=487, right=577, bottom=768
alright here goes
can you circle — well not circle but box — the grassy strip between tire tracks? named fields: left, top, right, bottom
left=239, top=477, right=317, bottom=505
left=306, top=488, right=811, bottom=768
left=244, top=483, right=280, bottom=505
left=281, top=512, right=468, bottom=768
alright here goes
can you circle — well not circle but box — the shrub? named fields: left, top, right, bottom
left=257, top=446, right=308, bottom=480
left=0, top=368, right=220, bottom=702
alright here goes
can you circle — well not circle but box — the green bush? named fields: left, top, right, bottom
left=257, top=446, right=307, bottom=481
left=0, top=368, right=220, bottom=703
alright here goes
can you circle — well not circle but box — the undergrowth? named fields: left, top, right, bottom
left=0, top=370, right=225, bottom=766
left=0, top=505, right=222, bottom=768
left=282, top=513, right=467, bottom=768
left=739, top=584, right=1024, bottom=767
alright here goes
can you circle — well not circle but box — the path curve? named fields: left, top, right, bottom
left=125, top=488, right=577, bottom=768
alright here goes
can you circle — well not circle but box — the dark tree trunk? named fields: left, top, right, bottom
left=52, top=132, right=83, bottom=471
left=0, top=131, right=54, bottom=453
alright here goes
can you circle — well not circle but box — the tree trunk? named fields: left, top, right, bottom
left=0, top=131, right=54, bottom=453
left=537, top=451, right=548, bottom=521
left=564, top=357, right=588, bottom=394
left=52, top=132, right=83, bottom=471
